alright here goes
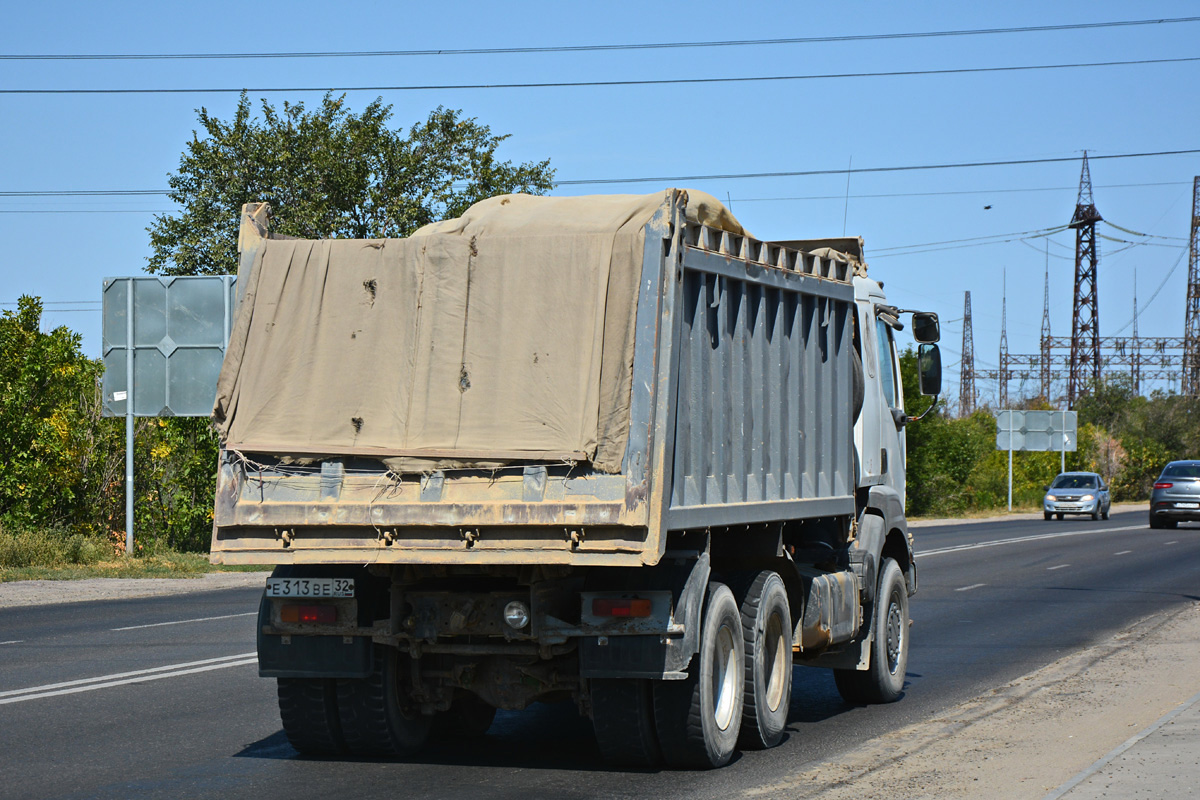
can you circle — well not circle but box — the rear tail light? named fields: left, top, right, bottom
left=592, top=598, right=653, bottom=618
left=1154, top=482, right=1173, bottom=489
left=280, top=604, right=337, bottom=624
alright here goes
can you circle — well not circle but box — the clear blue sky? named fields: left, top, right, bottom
left=2, top=1, right=1197, bottom=407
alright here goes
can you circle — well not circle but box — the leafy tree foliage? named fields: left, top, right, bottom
left=148, top=93, right=555, bottom=275
left=0, top=298, right=123, bottom=533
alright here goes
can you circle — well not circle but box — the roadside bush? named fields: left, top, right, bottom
left=0, top=520, right=106, bottom=568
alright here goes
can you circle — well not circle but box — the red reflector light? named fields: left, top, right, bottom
left=1154, top=482, right=1173, bottom=489
left=280, top=604, right=337, bottom=624
left=592, top=598, right=653, bottom=618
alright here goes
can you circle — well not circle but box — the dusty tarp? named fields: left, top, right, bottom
left=213, top=189, right=746, bottom=472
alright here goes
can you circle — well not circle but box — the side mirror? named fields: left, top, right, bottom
left=912, top=312, right=940, bottom=343
left=918, top=343, right=942, bottom=396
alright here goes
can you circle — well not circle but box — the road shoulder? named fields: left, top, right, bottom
left=0, top=571, right=268, bottom=608
left=746, top=600, right=1200, bottom=799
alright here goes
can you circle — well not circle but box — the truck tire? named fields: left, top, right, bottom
left=591, top=679, right=662, bottom=767
left=833, top=558, right=908, bottom=705
left=434, top=690, right=497, bottom=739
left=336, top=646, right=431, bottom=757
left=653, top=582, right=744, bottom=769
left=277, top=677, right=345, bottom=755
left=736, top=571, right=792, bottom=750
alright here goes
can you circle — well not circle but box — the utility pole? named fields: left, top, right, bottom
left=960, top=291, right=976, bottom=416
left=1067, top=152, right=1102, bottom=408
left=1184, top=176, right=1200, bottom=396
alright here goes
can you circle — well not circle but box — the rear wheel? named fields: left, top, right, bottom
left=277, top=678, right=345, bottom=755
left=834, top=558, right=909, bottom=705
left=654, top=582, right=744, bottom=769
left=736, top=571, right=792, bottom=750
left=337, top=646, right=431, bottom=757
left=591, top=679, right=662, bottom=767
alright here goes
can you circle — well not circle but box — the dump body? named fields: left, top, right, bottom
left=210, top=190, right=857, bottom=567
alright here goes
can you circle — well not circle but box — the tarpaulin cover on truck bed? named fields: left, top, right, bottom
left=212, top=189, right=746, bottom=472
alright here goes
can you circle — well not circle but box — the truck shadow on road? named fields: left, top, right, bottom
left=233, top=666, right=900, bottom=772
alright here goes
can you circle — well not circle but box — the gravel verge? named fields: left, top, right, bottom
left=0, top=571, right=268, bottom=608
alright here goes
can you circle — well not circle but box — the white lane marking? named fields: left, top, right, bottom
left=0, top=658, right=258, bottom=705
left=955, top=583, right=986, bottom=592
left=0, top=652, right=255, bottom=700
left=1047, top=564, right=1071, bottom=571
left=1164, top=541, right=1178, bottom=545
left=1114, top=550, right=1132, bottom=555
left=111, top=612, right=257, bottom=631
left=917, top=525, right=1145, bottom=559
left=1, top=641, right=23, bottom=645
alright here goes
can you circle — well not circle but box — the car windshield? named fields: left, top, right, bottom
left=1162, top=464, right=1200, bottom=479
left=1051, top=475, right=1097, bottom=490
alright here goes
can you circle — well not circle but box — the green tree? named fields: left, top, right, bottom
left=148, top=93, right=555, bottom=276
left=0, top=297, right=123, bottom=533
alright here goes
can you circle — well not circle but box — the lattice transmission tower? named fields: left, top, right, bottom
left=1040, top=252, right=1052, bottom=401
left=960, top=291, right=976, bottom=415
left=1185, top=176, right=1200, bottom=396
left=999, top=269, right=1010, bottom=409
left=1067, top=151, right=1102, bottom=407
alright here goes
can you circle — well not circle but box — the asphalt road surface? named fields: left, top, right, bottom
left=2, top=509, right=1197, bottom=800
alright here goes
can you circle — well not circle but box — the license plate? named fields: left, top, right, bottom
left=1176, top=502, right=1200, bottom=509
left=266, top=577, right=354, bottom=598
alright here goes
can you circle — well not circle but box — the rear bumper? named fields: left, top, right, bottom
left=1150, top=502, right=1200, bottom=522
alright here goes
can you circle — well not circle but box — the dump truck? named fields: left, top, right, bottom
left=209, top=189, right=942, bottom=769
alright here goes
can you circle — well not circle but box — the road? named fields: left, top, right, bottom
left=1, top=509, right=1197, bottom=800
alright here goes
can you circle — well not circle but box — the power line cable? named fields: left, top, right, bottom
left=1110, top=246, right=1190, bottom=335
left=872, top=225, right=1070, bottom=254
left=731, top=181, right=1191, bottom=203
left=4, top=55, right=1198, bottom=95
left=6, top=17, right=1197, bottom=60
left=6, top=148, right=1198, bottom=197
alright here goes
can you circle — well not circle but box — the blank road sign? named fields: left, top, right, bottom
left=995, top=408, right=1077, bottom=452
left=101, top=276, right=236, bottom=418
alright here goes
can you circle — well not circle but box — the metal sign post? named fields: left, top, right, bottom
left=1061, top=410, right=1067, bottom=473
left=1007, top=412, right=1014, bottom=511
left=125, top=284, right=135, bottom=553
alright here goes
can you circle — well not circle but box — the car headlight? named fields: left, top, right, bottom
left=1081, top=494, right=1094, bottom=501
left=1046, top=494, right=1057, bottom=502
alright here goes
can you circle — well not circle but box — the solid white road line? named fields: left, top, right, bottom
left=955, top=583, right=987, bottom=592
left=1114, top=550, right=1132, bottom=555
left=1047, top=564, right=1071, bottom=570
left=1164, top=541, right=1178, bottom=545
left=917, top=525, right=1145, bottom=559
left=0, top=652, right=256, bottom=701
left=0, top=658, right=258, bottom=705
left=0, top=641, right=22, bottom=646
left=111, top=612, right=257, bottom=631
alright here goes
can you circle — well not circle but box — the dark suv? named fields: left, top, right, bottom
left=1149, top=460, right=1200, bottom=529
